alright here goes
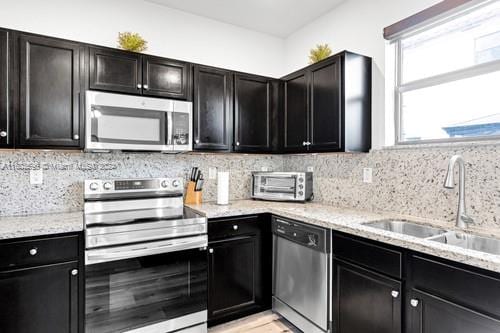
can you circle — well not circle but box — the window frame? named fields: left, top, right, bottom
left=393, top=0, right=500, bottom=145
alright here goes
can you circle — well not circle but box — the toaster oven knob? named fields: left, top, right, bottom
left=298, top=177, right=304, bottom=183
left=298, top=184, right=304, bottom=189
left=103, top=182, right=112, bottom=190
left=89, top=182, right=99, bottom=191
left=161, top=180, right=168, bottom=188
left=298, top=191, right=304, bottom=196
left=172, top=179, right=180, bottom=188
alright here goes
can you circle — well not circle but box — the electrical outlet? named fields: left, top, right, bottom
left=261, top=166, right=269, bottom=172
left=363, top=168, right=373, bottom=183
left=30, top=169, right=43, bottom=185
left=208, top=167, right=217, bottom=180
left=307, top=166, right=314, bottom=172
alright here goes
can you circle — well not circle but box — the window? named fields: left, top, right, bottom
left=393, top=0, right=500, bottom=144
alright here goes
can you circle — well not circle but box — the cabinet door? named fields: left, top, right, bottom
left=408, top=289, right=500, bottom=333
left=142, top=55, right=190, bottom=99
left=208, top=235, right=262, bottom=325
left=283, top=71, right=308, bottom=152
left=0, top=30, right=10, bottom=148
left=234, top=74, right=273, bottom=152
left=89, top=47, right=141, bottom=94
left=0, top=261, right=79, bottom=333
left=18, top=35, right=81, bottom=148
left=309, top=57, right=342, bottom=151
left=333, top=260, right=402, bottom=333
left=193, top=66, right=232, bottom=151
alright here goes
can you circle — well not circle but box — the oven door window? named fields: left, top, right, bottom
left=85, top=248, right=207, bottom=333
left=255, top=175, right=297, bottom=196
left=90, top=105, right=168, bottom=146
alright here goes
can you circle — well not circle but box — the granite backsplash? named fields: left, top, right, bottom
left=0, top=151, right=282, bottom=216
left=0, top=143, right=499, bottom=235
left=284, top=142, right=500, bottom=234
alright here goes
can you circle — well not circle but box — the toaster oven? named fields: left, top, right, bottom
left=251, top=172, right=313, bottom=202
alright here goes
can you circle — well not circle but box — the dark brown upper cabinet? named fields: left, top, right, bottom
left=0, top=30, right=11, bottom=148
left=193, top=65, right=233, bottom=151
left=17, top=34, right=83, bottom=148
left=234, top=74, right=279, bottom=153
left=283, top=71, right=309, bottom=152
left=89, top=47, right=142, bottom=94
left=282, top=51, right=371, bottom=153
left=89, top=47, right=191, bottom=99
left=142, top=55, right=190, bottom=99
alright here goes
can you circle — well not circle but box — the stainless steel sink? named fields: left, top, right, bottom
left=429, top=231, right=500, bottom=255
left=364, top=220, right=448, bottom=238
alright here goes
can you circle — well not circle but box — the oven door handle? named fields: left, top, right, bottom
left=86, top=235, right=207, bottom=265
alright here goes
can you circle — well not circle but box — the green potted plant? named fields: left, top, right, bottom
left=309, top=43, right=332, bottom=64
left=117, top=32, right=148, bottom=53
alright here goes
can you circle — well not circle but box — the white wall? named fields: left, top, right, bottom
left=284, top=0, right=441, bottom=148
left=0, top=0, right=285, bottom=77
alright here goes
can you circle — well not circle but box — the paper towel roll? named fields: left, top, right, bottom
left=217, top=171, right=229, bottom=205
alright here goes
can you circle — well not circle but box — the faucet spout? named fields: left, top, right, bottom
left=443, top=155, right=474, bottom=229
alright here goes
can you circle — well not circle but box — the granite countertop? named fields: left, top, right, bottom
left=0, top=211, right=84, bottom=240
left=187, top=200, right=500, bottom=273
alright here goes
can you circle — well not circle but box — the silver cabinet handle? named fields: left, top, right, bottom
left=0, top=131, right=6, bottom=137
left=410, top=299, right=419, bottom=307
left=71, top=269, right=78, bottom=276
left=391, top=290, right=399, bottom=298
left=29, top=248, right=37, bottom=256
left=137, top=84, right=142, bottom=89
left=236, top=142, right=240, bottom=146
left=143, top=84, right=149, bottom=90
left=233, top=225, right=239, bottom=230
left=195, top=139, right=200, bottom=144
left=209, top=248, right=214, bottom=254
left=73, top=134, right=79, bottom=140
left=302, top=141, right=307, bottom=146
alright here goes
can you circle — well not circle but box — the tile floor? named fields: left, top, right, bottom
left=209, top=311, right=300, bottom=333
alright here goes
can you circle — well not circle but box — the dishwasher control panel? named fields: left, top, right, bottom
left=272, top=216, right=330, bottom=253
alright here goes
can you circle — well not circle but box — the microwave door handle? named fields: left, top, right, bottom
left=167, top=111, right=173, bottom=146
left=86, top=235, right=207, bottom=265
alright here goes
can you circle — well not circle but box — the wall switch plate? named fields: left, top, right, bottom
left=307, top=166, right=314, bottom=172
left=30, top=169, right=43, bottom=185
left=208, top=167, right=217, bottom=180
left=363, top=168, right=373, bottom=183
left=261, top=166, right=269, bottom=172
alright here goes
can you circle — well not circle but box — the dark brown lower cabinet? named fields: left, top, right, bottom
left=408, top=289, right=500, bottom=333
left=0, top=233, right=83, bottom=333
left=207, top=215, right=271, bottom=326
left=0, top=261, right=79, bottom=333
left=333, top=259, right=402, bottom=333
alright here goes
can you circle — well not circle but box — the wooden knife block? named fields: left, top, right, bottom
left=184, top=181, right=202, bottom=205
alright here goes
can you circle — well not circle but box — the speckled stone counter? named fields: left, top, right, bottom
left=187, top=200, right=500, bottom=273
left=0, top=211, right=84, bottom=240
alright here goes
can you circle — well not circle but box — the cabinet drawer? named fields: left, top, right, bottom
left=332, top=233, right=402, bottom=279
left=411, top=254, right=500, bottom=318
left=0, top=235, right=79, bottom=270
left=209, top=215, right=261, bottom=241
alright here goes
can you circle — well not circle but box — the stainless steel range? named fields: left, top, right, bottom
left=84, top=177, right=208, bottom=333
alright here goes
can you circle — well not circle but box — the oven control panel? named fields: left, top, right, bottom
left=84, top=177, right=183, bottom=198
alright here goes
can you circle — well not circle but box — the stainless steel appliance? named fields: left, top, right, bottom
left=251, top=172, right=313, bottom=202
left=272, top=216, right=331, bottom=333
left=84, top=177, right=207, bottom=333
left=85, top=91, right=192, bottom=152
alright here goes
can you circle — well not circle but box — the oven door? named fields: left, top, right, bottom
left=85, top=91, right=173, bottom=152
left=85, top=236, right=207, bottom=333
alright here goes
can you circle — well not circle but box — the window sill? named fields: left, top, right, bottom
left=379, top=139, right=500, bottom=151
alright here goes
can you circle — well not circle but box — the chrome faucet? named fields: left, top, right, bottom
left=444, top=155, right=474, bottom=229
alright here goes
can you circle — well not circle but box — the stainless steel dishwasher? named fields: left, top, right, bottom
left=272, top=216, right=332, bottom=333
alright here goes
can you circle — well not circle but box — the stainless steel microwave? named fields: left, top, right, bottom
left=85, top=91, right=192, bottom=152
left=251, top=172, right=313, bottom=202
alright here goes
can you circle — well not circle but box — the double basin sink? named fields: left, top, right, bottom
left=364, top=219, right=500, bottom=256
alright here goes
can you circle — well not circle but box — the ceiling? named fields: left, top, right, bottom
left=145, top=0, right=345, bottom=38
